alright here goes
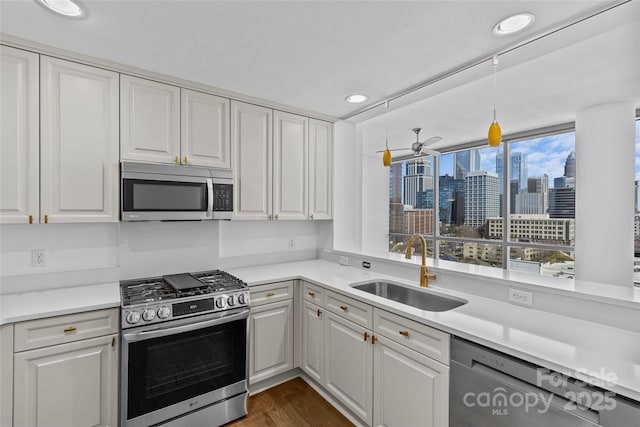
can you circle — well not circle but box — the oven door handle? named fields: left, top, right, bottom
left=123, top=309, right=249, bottom=342
left=206, top=178, right=214, bottom=218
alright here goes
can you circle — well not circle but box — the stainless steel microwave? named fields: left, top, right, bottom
left=121, top=162, right=233, bottom=221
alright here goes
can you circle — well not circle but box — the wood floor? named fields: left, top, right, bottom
left=225, top=377, right=354, bottom=427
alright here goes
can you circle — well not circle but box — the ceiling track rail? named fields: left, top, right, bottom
left=339, top=0, right=633, bottom=121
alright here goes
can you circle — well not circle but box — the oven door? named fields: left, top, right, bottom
left=121, top=308, right=248, bottom=427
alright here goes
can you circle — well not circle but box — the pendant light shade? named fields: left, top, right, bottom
left=487, top=55, right=502, bottom=147
left=383, top=139, right=391, bottom=166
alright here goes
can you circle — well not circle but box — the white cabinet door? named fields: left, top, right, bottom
left=301, top=300, right=324, bottom=384
left=40, top=56, right=119, bottom=223
left=308, top=119, right=332, bottom=220
left=273, top=111, right=308, bottom=220
left=0, top=324, right=13, bottom=427
left=249, top=299, right=293, bottom=384
left=120, top=75, right=180, bottom=164
left=0, top=46, right=39, bottom=224
left=181, top=89, right=230, bottom=168
left=13, top=334, right=118, bottom=427
left=373, top=335, right=449, bottom=427
left=324, top=312, right=373, bottom=425
left=231, top=101, right=272, bottom=220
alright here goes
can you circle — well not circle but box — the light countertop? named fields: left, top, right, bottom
left=228, top=259, right=640, bottom=402
left=0, top=282, right=120, bottom=324
left=1, top=259, right=638, bottom=402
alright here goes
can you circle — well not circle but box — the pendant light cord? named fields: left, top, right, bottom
left=492, top=55, right=499, bottom=122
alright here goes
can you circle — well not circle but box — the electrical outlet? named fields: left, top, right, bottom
left=508, top=288, right=532, bottom=306
left=288, top=237, right=295, bottom=249
left=339, top=256, right=349, bottom=266
left=32, top=249, right=47, bottom=267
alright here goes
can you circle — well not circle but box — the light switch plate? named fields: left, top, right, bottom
left=339, top=256, right=349, bottom=266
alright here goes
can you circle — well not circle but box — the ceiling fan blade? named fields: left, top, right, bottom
left=420, top=136, right=443, bottom=146
left=375, top=148, right=411, bottom=153
left=420, top=148, right=441, bottom=156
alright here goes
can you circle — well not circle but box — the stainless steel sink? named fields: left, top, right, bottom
left=351, top=281, right=467, bottom=312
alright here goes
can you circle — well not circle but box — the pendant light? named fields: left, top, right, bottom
left=488, top=55, right=502, bottom=147
left=383, top=139, right=391, bottom=166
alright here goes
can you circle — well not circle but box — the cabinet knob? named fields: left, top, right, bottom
left=308, top=292, right=315, bottom=298
left=310, top=214, right=314, bottom=220
left=364, top=332, right=369, bottom=342
left=175, top=156, right=179, bottom=164
left=184, top=156, right=188, bottom=164
left=275, top=214, right=279, bottom=220
left=44, top=215, right=48, bottom=224
left=63, top=326, right=77, bottom=333
left=399, top=330, right=409, bottom=337
left=29, top=215, right=33, bottom=224
left=372, top=335, right=378, bottom=345
left=317, top=308, right=322, bottom=317
left=340, top=305, right=348, bottom=311
left=267, top=292, right=275, bottom=297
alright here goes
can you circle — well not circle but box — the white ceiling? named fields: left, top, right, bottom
left=1, top=0, right=637, bottom=152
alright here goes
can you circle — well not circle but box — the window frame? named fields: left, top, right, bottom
left=389, top=121, right=577, bottom=273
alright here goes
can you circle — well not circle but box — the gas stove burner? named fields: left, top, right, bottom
left=120, top=278, right=177, bottom=305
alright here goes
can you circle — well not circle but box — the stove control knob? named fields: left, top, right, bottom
left=157, top=306, right=171, bottom=319
left=237, top=293, right=246, bottom=305
left=227, top=295, right=235, bottom=306
left=215, top=296, right=227, bottom=309
left=142, top=308, right=156, bottom=321
left=126, top=311, right=141, bottom=325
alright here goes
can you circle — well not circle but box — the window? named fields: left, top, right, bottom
left=634, top=118, right=639, bottom=285
left=389, top=128, right=577, bottom=278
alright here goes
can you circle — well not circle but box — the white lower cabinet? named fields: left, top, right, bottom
left=13, top=335, right=118, bottom=427
left=298, top=282, right=450, bottom=427
left=248, top=282, right=294, bottom=384
left=373, top=334, right=449, bottom=427
left=11, top=308, right=119, bottom=427
left=324, top=311, right=374, bottom=424
left=301, top=300, right=324, bottom=384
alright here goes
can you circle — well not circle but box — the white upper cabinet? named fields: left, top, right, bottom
left=181, top=89, right=230, bottom=168
left=309, top=119, right=332, bottom=220
left=40, top=56, right=119, bottom=223
left=120, top=75, right=180, bottom=164
left=0, top=46, right=39, bottom=224
left=273, top=111, right=308, bottom=220
left=231, top=101, right=273, bottom=220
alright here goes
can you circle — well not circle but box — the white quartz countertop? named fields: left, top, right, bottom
left=0, top=282, right=120, bottom=324
left=228, top=260, right=640, bottom=402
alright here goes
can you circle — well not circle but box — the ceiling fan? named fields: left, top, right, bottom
left=377, top=128, right=443, bottom=166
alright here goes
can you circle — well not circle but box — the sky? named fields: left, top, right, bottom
left=439, top=120, right=640, bottom=183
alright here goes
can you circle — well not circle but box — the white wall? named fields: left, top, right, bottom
left=332, top=120, right=360, bottom=252
left=0, top=220, right=322, bottom=294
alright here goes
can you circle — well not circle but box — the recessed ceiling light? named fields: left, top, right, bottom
left=345, top=94, right=368, bottom=104
left=37, top=0, right=84, bottom=18
left=493, top=13, right=535, bottom=36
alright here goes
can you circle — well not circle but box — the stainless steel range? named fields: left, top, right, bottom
left=120, top=270, right=250, bottom=427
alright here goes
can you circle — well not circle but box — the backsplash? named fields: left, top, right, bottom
left=0, top=220, right=323, bottom=294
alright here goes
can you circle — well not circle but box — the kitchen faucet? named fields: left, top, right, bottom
left=405, top=234, right=436, bottom=287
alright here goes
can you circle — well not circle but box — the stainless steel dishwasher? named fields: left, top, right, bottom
left=450, top=337, right=640, bottom=426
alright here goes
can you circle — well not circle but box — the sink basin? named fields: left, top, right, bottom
left=351, top=281, right=467, bottom=312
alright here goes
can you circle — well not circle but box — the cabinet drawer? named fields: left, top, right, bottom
left=326, top=290, right=372, bottom=329
left=249, top=281, right=293, bottom=306
left=14, top=308, right=119, bottom=352
left=373, top=308, right=450, bottom=365
left=302, top=281, right=325, bottom=306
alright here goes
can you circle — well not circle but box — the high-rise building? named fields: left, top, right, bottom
left=403, top=208, right=434, bottom=235
left=488, top=215, right=575, bottom=245
left=464, top=171, right=500, bottom=228
left=515, top=175, right=548, bottom=214
left=635, top=180, right=639, bottom=212
left=564, top=151, right=576, bottom=177
left=439, top=174, right=465, bottom=225
left=403, top=159, right=433, bottom=208
left=496, top=151, right=528, bottom=193
left=554, top=176, right=576, bottom=189
left=548, top=187, right=575, bottom=218
left=453, top=149, right=481, bottom=179
left=389, top=163, right=404, bottom=235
